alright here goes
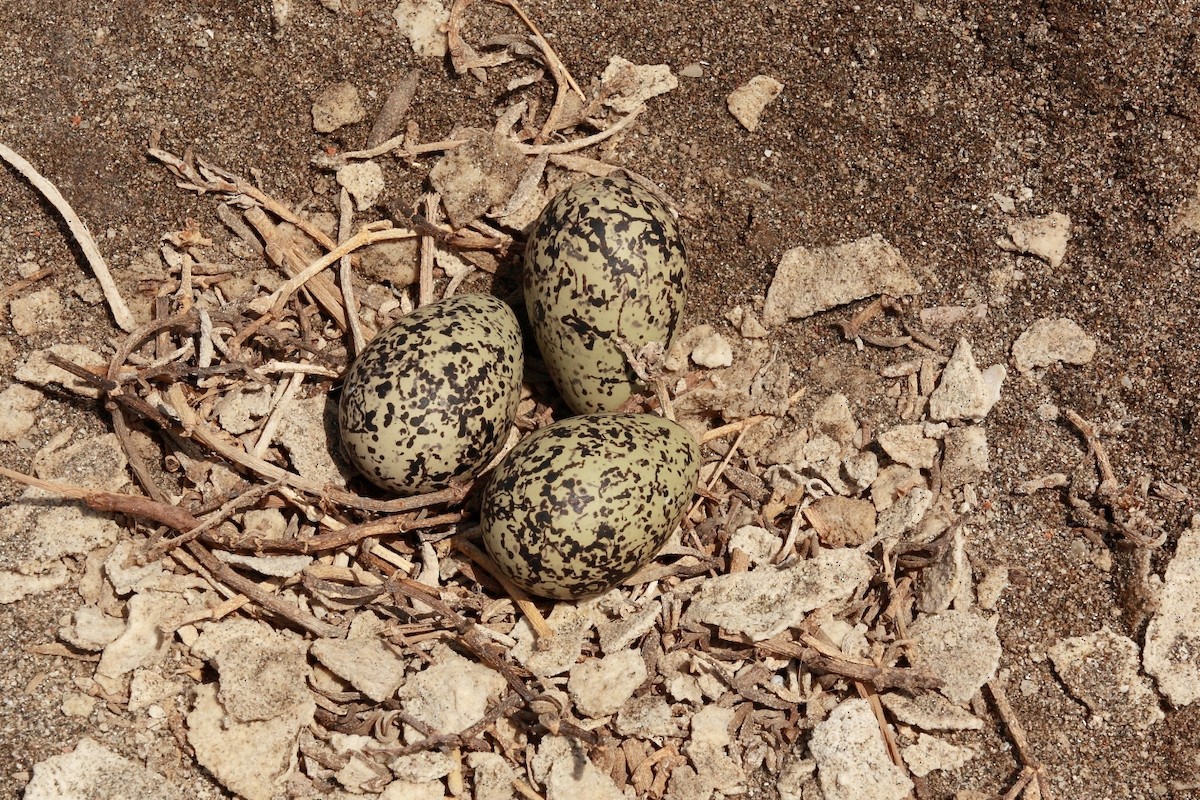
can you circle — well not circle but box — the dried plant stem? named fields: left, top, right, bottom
left=337, top=188, right=367, bottom=355
left=0, top=141, right=136, bottom=331
left=0, top=266, right=53, bottom=306
left=518, top=105, right=645, bottom=155
left=454, top=539, right=553, bottom=640
left=266, top=222, right=416, bottom=318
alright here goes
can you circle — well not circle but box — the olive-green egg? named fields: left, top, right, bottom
left=524, top=176, right=687, bottom=414
left=480, top=413, right=700, bottom=599
left=338, top=294, right=523, bottom=496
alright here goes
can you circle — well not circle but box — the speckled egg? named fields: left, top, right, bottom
left=524, top=176, right=687, bottom=414
left=480, top=413, right=700, bottom=599
left=338, top=293, right=523, bottom=496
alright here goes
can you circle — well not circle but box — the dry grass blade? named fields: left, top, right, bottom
left=0, top=141, right=136, bottom=331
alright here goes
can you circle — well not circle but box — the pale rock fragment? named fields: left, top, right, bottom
left=597, top=600, right=660, bottom=653
left=311, top=635, right=407, bottom=702
left=394, top=0, right=449, bottom=58
left=0, top=383, right=42, bottom=441
left=389, top=750, right=454, bottom=782
left=727, top=75, right=784, bottom=131
left=739, top=309, right=768, bottom=338
left=191, top=619, right=314, bottom=723
left=999, top=212, right=1071, bottom=268
left=808, top=496, right=876, bottom=548
left=691, top=330, right=733, bottom=368
left=243, top=508, right=288, bottom=540
left=188, top=683, right=306, bottom=800
left=1144, top=515, right=1200, bottom=706
left=661, top=651, right=724, bottom=703
left=901, top=733, right=976, bottom=777
left=0, top=564, right=69, bottom=604
left=59, top=605, right=126, bottom=651
left=128, top=668, right=185, bottom=712
left=975, top=565, right=1009, bottom=611
left=105, top=539, right=164, bottom=595
left=511, top=602, right=595, bottom=677
left=763, top=235, right=920, bottom=325
left=1171, top=180, right=1200, bottom=235
left=430, top=128, right=526, bottom=228
left=600, top=57, right=678, bottom=113
left=312, top=81, right=366, bottom=133
left=37, top=431, right=128, bottom=490
left=916, top=521, right=971, bottom=613
left=683, top=705, right=746, bottom=795
left=666, top=323, right=716, bottom=371
left=379, top=780, right=444, bottom=800
left=568, top=648, right=646, bottom=718
left=337, top=160, right=385, bottom=210
left=23, top=737, right=183, bottom=800
left=682, top=547, right=873, bottom=641
left=615, top=694, right=684, bottom=738
left=0, top=497, right=120, bottom=570
left=214, top=550, right=312, bottom=578
left=397, top=646, right=506, bottom=740
left=467, top=752, right=516, bottom=800
left=879, top=691, right=985, bottom=731
left=876, top=487, right=933, bottom=542
left=941, top=426, right=990, bottom=488
left=729, top=524, right=779, bottom=564
left=843, top=450, right=879, bottom=491
left=878, top=424, right=939, bottom=470
left=811, top=392, right=857, bottom=445
left=61, top=692, right=96, bottom=717
left=777, top=756, right=818, bottom=800
left=928, top=339, right=1005, bottom=422
left=679, top=63, right=704, bottom=79
left=15, top=344, right=107, bottom=398
left=1048, top=626, right=1163, bottom=728
left=1011, top=317, right=1097, bottom=373
left=275, top=394, right=353, bottom=488
left=358, top=238, right=420, bottom=286
left=920, top=304, right=988, bottom=328
left=870, top=464, right=926, bottom=512
left=10, top=287, right=63, bottom=336
left=908, top=611, right=1002, bottom=704
left=533, top=736, right=625, bottom=800
left=214, top=386, right=272, bottom=435
left=809, top=698, right=913, bottom=800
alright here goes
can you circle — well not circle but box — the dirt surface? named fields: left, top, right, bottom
left=1, top=1, right=1199, bottom=798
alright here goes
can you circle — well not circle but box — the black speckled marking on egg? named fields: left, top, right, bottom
left=338, top=294, right=523, bottom=496
left=480, top=413, right=700, bottom=599
left=524, top=176, right=687, bottom=414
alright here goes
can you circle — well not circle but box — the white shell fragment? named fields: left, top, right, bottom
left=901, top=734, right=976, bottom=778
left=312, top=81, right=366, bottom=133
left=568, top=648, right=646, bottom=718
left=1011, top=316, right=1097, bottom=373
left=599, top=56, right=678, bottom=113
left=393, top=0, right=449, bottom=58
left=998, top=211, right=1072, bottom=268
left=336, top=160, right=385, bottom=211
left=727, top=75, right=784, bottom=131
left=682, top=547, right=873, bottom=641
left=879, top=691, right=985, bottom=731
left=809, top=698, right=913, bottom=800
left=1048, top=627, right=1164, bottom=729
left=928, top=339, right=1005, bottom=422
left=24, top=738, right=183, bottom=800
left=1143, top=515, right=1200, bottom=707
left=908, top=610, right=1002, bottom=704
left=763, top=235, right=920, bottom=325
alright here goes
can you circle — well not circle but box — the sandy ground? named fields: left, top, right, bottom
left=1, top=1, right=1199, bottom=798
